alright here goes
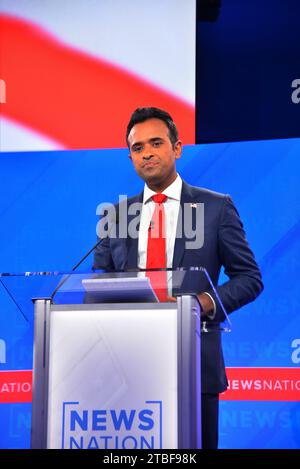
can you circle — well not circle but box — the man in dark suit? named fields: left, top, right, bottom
left=93, top=107, right=263, bottom=449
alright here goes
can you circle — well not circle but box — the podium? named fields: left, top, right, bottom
left=0, top=268, right=230, bottom=449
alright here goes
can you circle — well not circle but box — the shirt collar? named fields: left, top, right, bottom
left=143, top=174, right=182, bottom=204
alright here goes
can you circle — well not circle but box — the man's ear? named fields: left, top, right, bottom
left=175, top=140, right=182, bottom=160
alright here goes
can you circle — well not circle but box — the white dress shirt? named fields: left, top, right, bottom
left=138, top=174, right=182, bottom=269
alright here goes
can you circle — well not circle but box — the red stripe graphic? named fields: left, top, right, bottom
left=1, top=368, right=299, bottom=404
left=221, top=367, right=300, bottom=401
left=0, top=15, right=195, bottom=150
left=0, top=370, right=32, bottom=403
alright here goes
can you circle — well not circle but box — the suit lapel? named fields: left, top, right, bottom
left=125, top=192, right=143, bottom=269
left=172, top=181, right=198, bottom=268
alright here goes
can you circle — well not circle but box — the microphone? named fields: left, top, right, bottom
left=50, top=207, right=119, bottom=302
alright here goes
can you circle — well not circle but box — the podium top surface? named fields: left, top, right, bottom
left=0, top=268, right=231, bottom=331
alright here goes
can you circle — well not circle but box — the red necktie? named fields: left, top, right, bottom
left=146, top=194, right=167, bottom=301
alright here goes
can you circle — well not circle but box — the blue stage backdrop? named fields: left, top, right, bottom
left=0, top=140, right=299, bottom=448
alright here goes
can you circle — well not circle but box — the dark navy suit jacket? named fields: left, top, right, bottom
left=93, top=181, right=263, bottom=393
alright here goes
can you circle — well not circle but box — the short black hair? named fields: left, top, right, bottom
left=126, top=107, right=179, bottom=148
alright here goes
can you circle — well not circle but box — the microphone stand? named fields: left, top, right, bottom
left=50, top=238, right=103, bottom=303
left=51, top=210, right=119, bottom=302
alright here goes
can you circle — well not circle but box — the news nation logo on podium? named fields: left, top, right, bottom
left=60, top=401, right=162, bottom=449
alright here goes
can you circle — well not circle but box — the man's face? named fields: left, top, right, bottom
left=128, top=118, right=182, bottom=191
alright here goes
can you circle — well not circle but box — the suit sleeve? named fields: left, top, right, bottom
left=209, top=195, right=263, bottom=322
left=92, top=202, right=121, bottom=271
left=93, top=235, right=114, bottom=270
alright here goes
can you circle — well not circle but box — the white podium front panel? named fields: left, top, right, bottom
left=46, top=306, right=178, bottom=449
